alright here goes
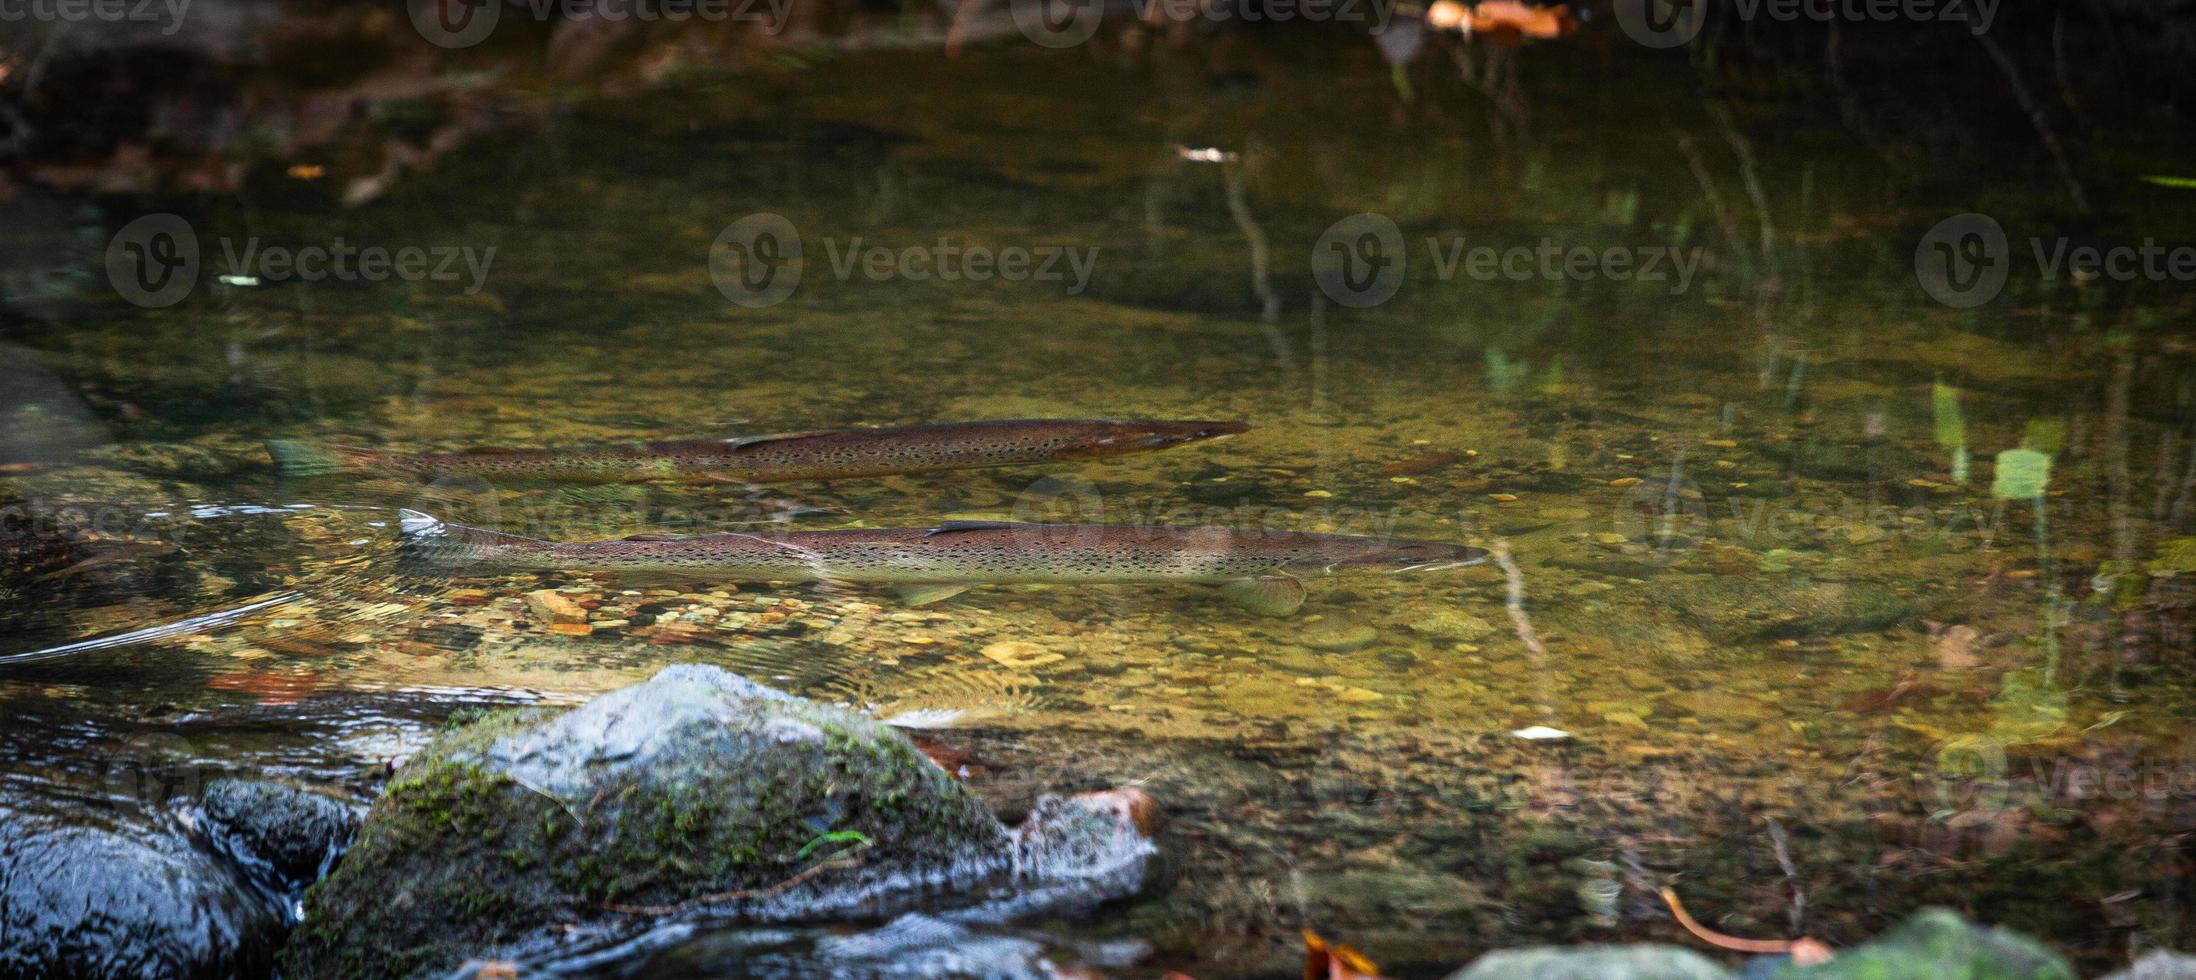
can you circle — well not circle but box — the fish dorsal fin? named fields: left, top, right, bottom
left=619, top=533, right=687, bottom=541
left=721, top=430, right=838, bottom=452
left=924, top=520, right=1037, bottom=536
left=459, top=446, right=526, bottom=455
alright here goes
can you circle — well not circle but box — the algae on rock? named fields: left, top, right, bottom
left=283, top=664, right=1015, bottom=977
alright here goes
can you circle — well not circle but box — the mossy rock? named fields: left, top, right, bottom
left=1445, top=944, right=1735, bottom=979
left=282, top=665, right=1014, bottom=978
left=1773, top=908, right=2074, bottom=980
left=1649, top=574, right=1921, bottom=644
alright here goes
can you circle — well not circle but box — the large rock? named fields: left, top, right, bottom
left=2104, top=951, right=2196, bottom=980
left=1649, top=573, right=1921, bottom=644
left=284, top=664, right=1154, bottom=977
left=0, top=798, right=287, bottom=979
left=1446, top=944, right=1737, bottom=980
left=1771, top=908, right=2074, bottom=979
left=189, top=778, right=362, bottom=895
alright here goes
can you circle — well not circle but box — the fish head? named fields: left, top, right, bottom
left=1048, top=419, right=1250, bottom=460
left=1323, top=537, right=1490, bottom=573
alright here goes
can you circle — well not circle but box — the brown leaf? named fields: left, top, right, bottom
left=1303, top=929, right=1388, bottom=980
left=1466, top=0, right=1576, bottom=41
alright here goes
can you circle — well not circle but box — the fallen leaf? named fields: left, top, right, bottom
left=1465, top=0, right=1575, bottom=41
left=1303, top=929, right=1388, bottom=980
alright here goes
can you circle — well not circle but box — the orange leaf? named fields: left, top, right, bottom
left=1467, top=0, right=1576, bottom=40
left=1303, top=929, right=1388, bottom=980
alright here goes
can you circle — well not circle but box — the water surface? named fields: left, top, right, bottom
left=4, top=18, right=2195, bottom=977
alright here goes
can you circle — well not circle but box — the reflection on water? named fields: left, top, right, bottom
left=5, top=7, right=2196, bottom=976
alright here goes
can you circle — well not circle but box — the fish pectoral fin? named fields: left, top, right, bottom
left=896, top=583, right=972, bottom=606
left=721, top=430, right=838, bottom=452
left=925, top=520, right=1037, bottom=536
left=457, top=446, right=526, bottom=455
left=1222, top=576, right=1305, bottom=617
left=618, top=533, right=686, bottom=541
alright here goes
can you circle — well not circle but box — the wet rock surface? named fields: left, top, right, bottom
left=1437, top=909, right=2081, bottom=980
left=0, top=791, right=286, bottom=979
left=189, top=779, right=362, bottom=899
left=283, top=664, right=1156, bottom=977
left=1770, top=908, right=2075, bottom=980
left=1445, top=943, right=1735, bottom=980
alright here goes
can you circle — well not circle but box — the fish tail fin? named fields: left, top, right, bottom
left=267, top=440, right=384, bottom=476
left=396, top=509, right=545, bottom=571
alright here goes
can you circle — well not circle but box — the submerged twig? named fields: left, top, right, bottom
left=1490, top=540, right=1545, bottom=661
left=1974, top=29, right=2090, bottom=214
left=1660, top=886, right=1833, bottom=965
left=1220, top=157, right=1285, bottom=332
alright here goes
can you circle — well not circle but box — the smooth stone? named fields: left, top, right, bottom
left=1448, top=944, right=1736, bottom=979
left=191, top=778, right=361, bottom=891
left=0, top=796, right=286, bottom=977
left=2103, top=951, right=2196, bottom=980
left=1302, top=621, right=1379, bottom=653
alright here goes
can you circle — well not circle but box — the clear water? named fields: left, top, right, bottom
left=4, top=18, right=2195, bottom=977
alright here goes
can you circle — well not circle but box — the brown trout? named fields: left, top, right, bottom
left=398, top=511, right=1486, bottom=615
left=269, top=418, right=1248, bottom=484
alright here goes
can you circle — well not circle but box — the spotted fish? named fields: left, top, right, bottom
left=397, top=511, right=1486, bottom=616
left=268, top=418, right=1247, bottom=484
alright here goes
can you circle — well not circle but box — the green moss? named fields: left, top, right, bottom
left=282, top=679, right=1011, bottom=978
